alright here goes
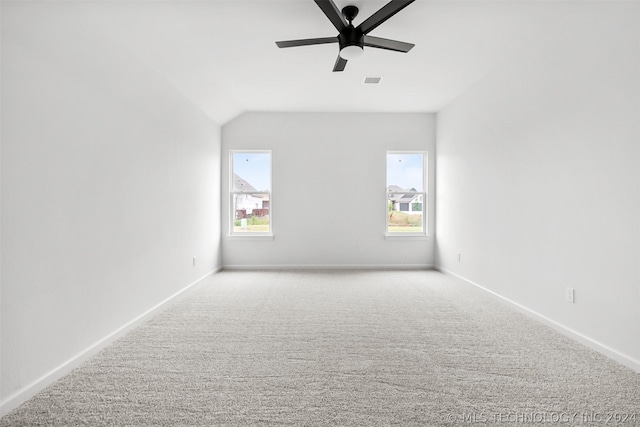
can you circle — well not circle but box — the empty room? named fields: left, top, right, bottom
left=1, top=0, right=639, bottom=425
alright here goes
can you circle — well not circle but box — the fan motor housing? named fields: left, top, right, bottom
left=338, top=26, right=364, bottom=51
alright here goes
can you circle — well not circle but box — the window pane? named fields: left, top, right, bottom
left=387, top=153, right=424, bottom=192
left=233, top=193, right=270, bottom=233
left=232, top=152, right=271, bottom=192
left=388, top=193, right=423, bottom=233
left=387, top=152, right=425, bottom=234
left=231, top=151, right=271, bottom=235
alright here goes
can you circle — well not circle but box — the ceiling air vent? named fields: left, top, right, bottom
left=364, top=77, right=382, bottom=84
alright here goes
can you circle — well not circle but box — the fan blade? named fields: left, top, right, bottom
left=276, top=37, right=338, bottom=48
left=333, top=55, right=347, bottom=72
left=364, top=35, right=414, bottom=53
left=357, top=0, right=415, bottom=35
left=314, top=0, right=348, bottom=32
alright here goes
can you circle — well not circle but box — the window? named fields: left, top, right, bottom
left=386, top=152, right=426, bottom=235
left=230, top=151, right=271, bottom=235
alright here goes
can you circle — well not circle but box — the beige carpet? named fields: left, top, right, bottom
left=2, top=270, right=639, bottom=426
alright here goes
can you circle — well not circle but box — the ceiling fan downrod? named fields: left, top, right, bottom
left=341, top=5, right=359, bottom=24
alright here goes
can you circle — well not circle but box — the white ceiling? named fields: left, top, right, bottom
left=15, top=1, right=567, bottom=124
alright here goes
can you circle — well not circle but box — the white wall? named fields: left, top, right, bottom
left=436, top=2, right=640, bottom=369
left=222, top=112, right=435, bottom=268
left=1, top=2, right=221, bottom=411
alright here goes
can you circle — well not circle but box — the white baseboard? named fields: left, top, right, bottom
left=0, top=268, right=220, bottom=417
left=435, top=266, right=640, bottom=373
left=222, top=264, right=435, bottom=271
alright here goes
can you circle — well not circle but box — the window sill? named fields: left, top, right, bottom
left=385, top=234, right=430, bottom=241
left=227, top=234, right=274, bottom=241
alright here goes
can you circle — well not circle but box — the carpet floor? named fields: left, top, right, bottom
left=1, top=270, right=638, bottom=426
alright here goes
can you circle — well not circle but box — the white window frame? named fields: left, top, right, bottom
left=229, top=150, right=272, bottom=237
left=385, top=151, right=427, bottom=237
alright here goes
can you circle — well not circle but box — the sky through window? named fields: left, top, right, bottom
left=232, top=152, right=271, bottom=191
left=387, top=153, right=424, bottom=191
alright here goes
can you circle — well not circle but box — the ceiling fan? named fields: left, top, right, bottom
left=276, top=0, right=416, bottom=72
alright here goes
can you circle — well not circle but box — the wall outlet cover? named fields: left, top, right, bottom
left=565, top=287, right=575, bottom=303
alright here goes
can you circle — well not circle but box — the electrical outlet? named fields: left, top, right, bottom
left=457, top=252, right=461, bottom=262
left=565, top=287, right=575, bottom=303
left=193, top=256, right=196, bottom=267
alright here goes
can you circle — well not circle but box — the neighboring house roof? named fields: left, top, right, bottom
left=387, top=185, right=405, bottom=193
left=233, top=174, right=258, bottom=192
left=387, top=186, right=421, bottom=202
left=391, top=195, right=420, bottom=203
left=387, top=185, right=418, bottom=193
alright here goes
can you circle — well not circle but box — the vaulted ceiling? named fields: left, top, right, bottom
left=7, top=1, right=573, bottom=124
